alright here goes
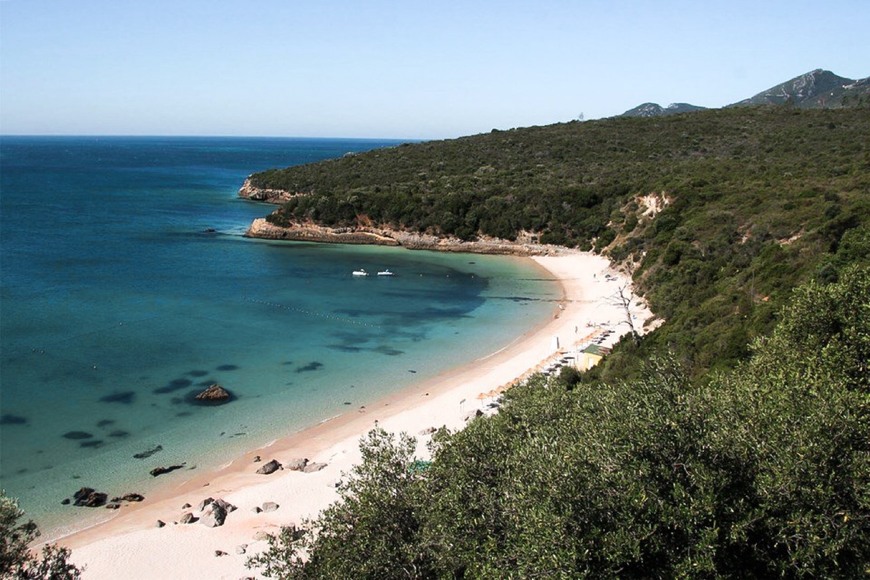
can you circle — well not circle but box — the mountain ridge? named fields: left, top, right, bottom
left=620, top=68, right=869, bottom=117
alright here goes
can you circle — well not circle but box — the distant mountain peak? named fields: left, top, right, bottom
left=621, top=102, right=707, bottom=118
left=731, top=69, right=869, bottom=108
left=619, top=68, right=869, bottom=118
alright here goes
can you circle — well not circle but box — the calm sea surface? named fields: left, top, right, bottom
left=0, top=136, right=558, bottom=535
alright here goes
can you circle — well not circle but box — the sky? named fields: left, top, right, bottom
left=1, top=0, right=868, bottom=139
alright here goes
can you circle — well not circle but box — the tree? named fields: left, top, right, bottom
left=247, top=429, right=429, bottom=579
left=608, top=282, right=641, bottom=341
left=1, top=491, right=82, bottom=580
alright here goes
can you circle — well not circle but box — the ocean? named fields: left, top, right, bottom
left=0, top=136, right=559, bottom=535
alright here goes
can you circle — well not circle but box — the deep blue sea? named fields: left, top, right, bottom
left=0, top=136, right=558, bottom=535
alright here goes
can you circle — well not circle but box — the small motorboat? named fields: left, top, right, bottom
left=377, top=269, right=394, bottom=276
left=352, top=269, right=369, bottom=277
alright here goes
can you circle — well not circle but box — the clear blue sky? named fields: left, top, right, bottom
left=1, top=0, right=868, bottom=139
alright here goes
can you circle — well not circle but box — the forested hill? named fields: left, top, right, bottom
left=241, top=106, right=870, bottom=578
left=250, top=106, right=869, bottom=378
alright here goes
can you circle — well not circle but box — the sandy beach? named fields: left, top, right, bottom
left=62, top=251, right=651, bottom=579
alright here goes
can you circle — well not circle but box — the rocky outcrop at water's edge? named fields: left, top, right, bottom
left=238, top=178, right=303, bottom=204
left=239, top=178, right=570, bottom=256
left=245, top=217, right=567, bottom=257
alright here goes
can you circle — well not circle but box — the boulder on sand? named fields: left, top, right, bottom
left=302, top=462, right=327, bottom=473
left=201, top=502, right=228, bottom=528
left=285, top=458, right=308, bottom=471
left=256, top=459, right=282, bottom=475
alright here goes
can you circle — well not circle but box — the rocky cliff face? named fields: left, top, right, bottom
left=245, top=218, right=565, bottom=257
left=238, top=178, right=300, bottom=204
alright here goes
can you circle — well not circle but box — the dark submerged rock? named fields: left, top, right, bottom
left=63, top=431, right=93, bottom=440
left=295, top=361, right=323, bottom=373
left=1, top=414, right=28, bottom=425
left=133, top=445, right=163, bottom=459
left=99, top=391, right=136, bottom=404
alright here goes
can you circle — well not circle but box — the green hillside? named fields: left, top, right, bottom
left=242, top=105, right=870, bottom=579
left=252, top=106, right=870, bottom=377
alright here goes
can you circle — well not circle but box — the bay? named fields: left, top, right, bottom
left=0, top=136, right=558, bottom=534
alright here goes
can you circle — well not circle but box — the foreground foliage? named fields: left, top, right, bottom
left=250, top=267, right=869, bottom=578
left=0, top=492, right=82, bottom=580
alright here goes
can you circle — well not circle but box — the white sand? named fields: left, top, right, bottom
left=63, top=252, right=652, bottom=579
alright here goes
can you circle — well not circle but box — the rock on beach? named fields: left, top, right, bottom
left=256, top=459, right=282, bottom=475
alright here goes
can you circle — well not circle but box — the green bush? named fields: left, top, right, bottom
left=1, top=491, right=82, bottom=579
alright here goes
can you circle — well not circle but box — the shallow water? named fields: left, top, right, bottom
left=0, top=136, right=559, bottom=534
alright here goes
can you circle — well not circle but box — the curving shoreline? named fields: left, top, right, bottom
left=62, top=250, right=652, bottom=579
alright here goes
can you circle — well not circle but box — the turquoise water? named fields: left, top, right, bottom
left=0, top=137, right=559, bottom=535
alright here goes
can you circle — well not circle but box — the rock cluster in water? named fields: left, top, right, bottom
left=64, top=488, right=145, bottom=509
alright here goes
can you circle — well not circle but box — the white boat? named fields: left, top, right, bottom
left=377, top=269, right=394, bottom=276
left=352, top=269, right=369, bottom=277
